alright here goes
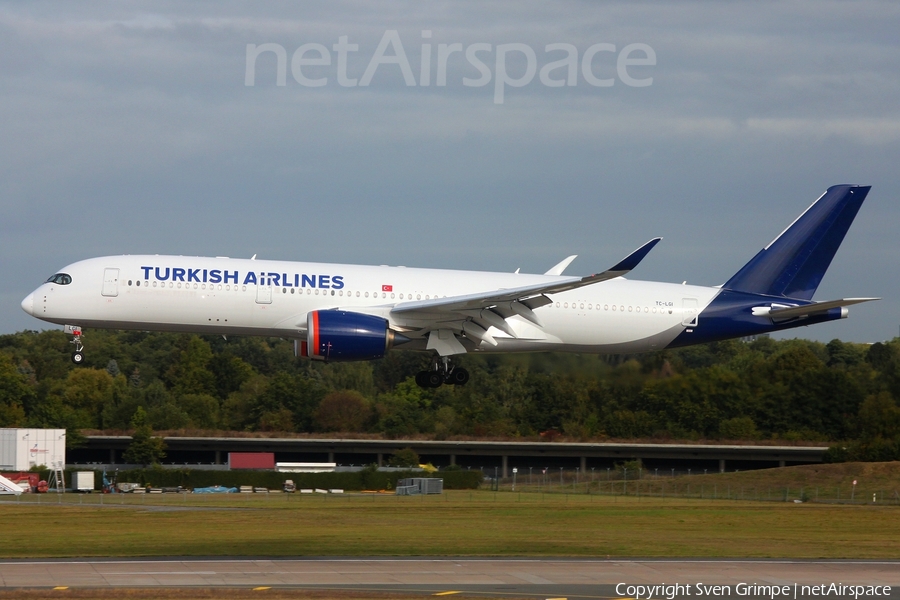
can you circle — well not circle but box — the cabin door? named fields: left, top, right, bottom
left=101, top=268, right=119, bottom=297
left=256, top=283, right=273, bottom=304
left=681, top=297, right=699, bottom=327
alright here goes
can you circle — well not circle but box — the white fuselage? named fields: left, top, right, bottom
left=22, top=255, right=718, bottom=354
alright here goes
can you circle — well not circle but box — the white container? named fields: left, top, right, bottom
left=73, top=471, right=95, bottom=492
left=0, top=429, right=66, bottom=471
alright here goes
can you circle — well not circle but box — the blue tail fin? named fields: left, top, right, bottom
left=723, top=184, right=870, bottom=300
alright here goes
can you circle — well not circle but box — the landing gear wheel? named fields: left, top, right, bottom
left=446, top=367, right=469, bottom=385
left=415, top=371, right=430, bottom=388
left=415, top=370, right=445, bottom=388
left=415, top=356, right=469, bottom=388
left=425, top=372, right=444, bottom=388
left=67, top=325, right=85, bottom=366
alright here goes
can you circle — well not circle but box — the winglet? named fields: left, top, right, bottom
left=565, top=237, right=662, bottom=289
left=609, top=237, right=662, bottom=273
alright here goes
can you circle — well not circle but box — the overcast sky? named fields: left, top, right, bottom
left=2, top=1, right=898, bottom=343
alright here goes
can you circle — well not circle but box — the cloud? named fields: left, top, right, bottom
left=1, top=1, right=897, bottom=342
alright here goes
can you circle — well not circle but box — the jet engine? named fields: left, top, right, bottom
left=305, top=310, right=401, bottom=361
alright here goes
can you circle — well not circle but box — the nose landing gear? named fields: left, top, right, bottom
left=415, top=356, right=469, bottom=388
left=66, top=325, right=84, bottom=364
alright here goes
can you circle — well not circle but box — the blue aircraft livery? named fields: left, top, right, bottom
left=139, top=266, right=345, bottom=289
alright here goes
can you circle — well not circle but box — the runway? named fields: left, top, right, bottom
left=1, top=558, right=898, bottom=598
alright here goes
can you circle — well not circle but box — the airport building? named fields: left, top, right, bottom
left=69, top=436, right=827, bottom=476
left=0, top=428, right=66, bottom=471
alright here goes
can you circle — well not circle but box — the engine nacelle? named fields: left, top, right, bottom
left=306, top=310, right=397, bottom=362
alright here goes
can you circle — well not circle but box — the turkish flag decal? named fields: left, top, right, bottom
left=382, top=284, right=393, bottom=292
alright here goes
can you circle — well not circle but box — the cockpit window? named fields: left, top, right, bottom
left=46, top=273, right=72, bottom=285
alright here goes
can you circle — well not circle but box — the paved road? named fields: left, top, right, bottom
left=1, top=558, right=898, bottom=598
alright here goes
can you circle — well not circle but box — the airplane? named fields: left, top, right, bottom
left=20, top=184, right=878, bottom=388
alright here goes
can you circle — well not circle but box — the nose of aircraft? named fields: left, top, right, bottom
left=21, top=292, right=34, bottom=316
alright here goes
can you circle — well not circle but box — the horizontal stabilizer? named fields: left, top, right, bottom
left=756, top=297, right=880, bottom=320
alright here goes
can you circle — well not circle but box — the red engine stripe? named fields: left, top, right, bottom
left=311, top=311, right=319, bottom=357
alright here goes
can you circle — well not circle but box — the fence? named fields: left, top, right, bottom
left=477, top=468, right=900, bottom=505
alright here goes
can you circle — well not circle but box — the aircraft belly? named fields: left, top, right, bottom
left=483, top=322, right=686, bottom=354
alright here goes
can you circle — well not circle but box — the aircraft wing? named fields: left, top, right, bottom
left=392, top=238, right=661, bottom=316
left=389, top=238, right=661, bottom=353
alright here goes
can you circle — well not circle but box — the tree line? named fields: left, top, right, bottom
left=0, top=329, right=898, bottom=460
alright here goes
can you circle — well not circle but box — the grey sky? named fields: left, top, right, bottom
left=2, top=1, right=897, bottom=343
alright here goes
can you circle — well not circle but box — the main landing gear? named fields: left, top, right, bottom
left=415, top=356, right=469, bottom=388
left=66, top=325, right=84, bottom=364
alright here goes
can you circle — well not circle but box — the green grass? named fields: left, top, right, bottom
left=1, top=486, right=899, bottom=559
left=632, top=461, right=900, bottom=502
left=513, top=462, right=900, bottom=505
